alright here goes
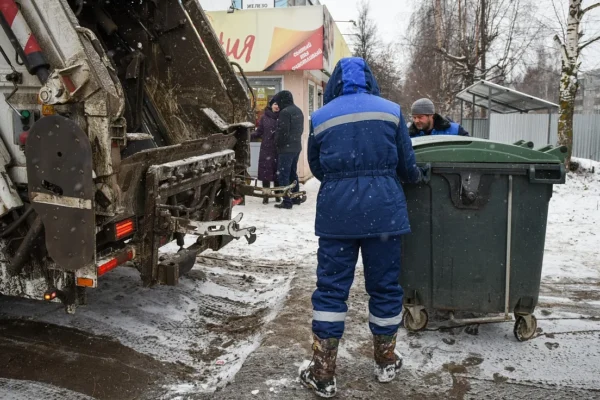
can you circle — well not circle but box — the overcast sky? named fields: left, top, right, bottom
left=319, top=0, right=413, bottom=44
left=321, top=0, right=600, bottom=72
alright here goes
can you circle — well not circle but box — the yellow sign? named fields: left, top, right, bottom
left=41, top=104, right=55, bottom=116
left=206, top=6, right=351, bottom=73
left=255, top=87, right=268, bottom=110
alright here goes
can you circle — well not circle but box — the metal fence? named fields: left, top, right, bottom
left=460, top=119, right=490, bottom=139
left=460, top=114, right=600, bottom=161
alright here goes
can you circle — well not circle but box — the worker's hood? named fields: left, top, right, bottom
left=324, top=57, right=381, bottom=105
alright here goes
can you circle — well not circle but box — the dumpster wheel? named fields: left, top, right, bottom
left=403, top=308, right=429, bottom=332
left=513, top=314, right=537, bottom=342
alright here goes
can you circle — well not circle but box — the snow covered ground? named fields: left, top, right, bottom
left=215, top=158, right=600, bottom=399
left=1, top=160, right=599, bottom=399
left=0, top=180, right=322, bottom=399
left=543, top=158, right=600, bottom=282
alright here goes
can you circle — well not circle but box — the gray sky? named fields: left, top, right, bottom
left=321, top=0, right=600, bottom=72
left=320, top=0, right=413, bottom=44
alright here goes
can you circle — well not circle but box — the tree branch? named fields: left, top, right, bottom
left=551, top=0, right=567, bottom=44
left=437, top=47, right=468, bottom=64
left=579, top=34, right=600, bottom=51
left=554, top=34, right=569, bottom=61
left=582, top=2, right=600, bottom=15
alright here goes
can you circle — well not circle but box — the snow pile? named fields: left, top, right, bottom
left=543, top=158, right=600, bottom=282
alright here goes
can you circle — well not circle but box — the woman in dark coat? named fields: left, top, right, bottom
left=252, top=99, right=281, bottom=204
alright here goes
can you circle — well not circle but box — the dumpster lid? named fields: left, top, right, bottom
left=411, top=136, right=567, bottom=164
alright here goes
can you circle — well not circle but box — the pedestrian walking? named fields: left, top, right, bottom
left=252, top=98, right=281, bottom=204
left=299, top=57, right=428, bottom=398
left=272, top=90, right=305, bottom=209
left=408, top=98, right=470, bottom=137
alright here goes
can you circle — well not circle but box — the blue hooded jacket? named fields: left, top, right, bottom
left=308, top=57, right=422, bottom=239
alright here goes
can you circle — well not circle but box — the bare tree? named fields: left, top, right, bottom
left=438, top=0, right=540, bottom=81
left=553, top=0, right=600, bottom=166
left=513, top=45, right=561, bottom=104
left=404, top=0, right=541, bottom=115
left=370, top=43, right=404, bottom=104
left=402, top=1, right=453, bottom=115
left=352, top=0, right=380, bottom=66
left=351, top=1, right=404, bottom=105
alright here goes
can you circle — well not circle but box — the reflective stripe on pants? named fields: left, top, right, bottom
left=313, top=310, right=347, bottom=322
left=311, top=236, right=403, bottom=339
left=369, top=312, right=402, bottom=327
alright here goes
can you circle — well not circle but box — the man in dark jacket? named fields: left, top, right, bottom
left=272, top=90, right=305, bottom=209
left=299, top=57, right=427, bottom=398
left=408, top=98, right=469, bottom=137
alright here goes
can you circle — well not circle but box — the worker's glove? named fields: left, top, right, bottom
left=419, top=163, right=431, bottom=185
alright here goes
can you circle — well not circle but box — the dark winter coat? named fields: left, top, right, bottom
left=408, top=114, right=469, bottom=137
left=273, top=90, right=304, bottom=154
left=251, top=107, right=279, bottom=182
left=308, top=57, right=423, bottom=239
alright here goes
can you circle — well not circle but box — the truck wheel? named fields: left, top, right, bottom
left=513, top=315, right=537, bottom=341
left=403, top=308, right=428, bottom=332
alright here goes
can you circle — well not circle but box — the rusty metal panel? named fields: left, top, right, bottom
left=118, top=133, right=237, bottom=216
left=97, top=0, right=253, bottom=145
left=138, top=151, right=236, bottom=286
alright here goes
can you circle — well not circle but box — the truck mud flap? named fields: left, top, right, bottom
left=26, top=115, right=95, bottom=272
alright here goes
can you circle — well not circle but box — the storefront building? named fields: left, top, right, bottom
left=205, top=3, right=352, bottom=181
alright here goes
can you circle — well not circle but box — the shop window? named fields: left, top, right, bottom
left=308, top=82, right=315, bottom=116
left=247, top=78, right=282, bottom=129
left=317, top=89, right=323, bottom=109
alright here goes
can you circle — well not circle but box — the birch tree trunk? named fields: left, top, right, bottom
left=554, top=0, right=600, bottom=167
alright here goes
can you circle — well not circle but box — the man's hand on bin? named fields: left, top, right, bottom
left=420, top=163, right=431, bottom=184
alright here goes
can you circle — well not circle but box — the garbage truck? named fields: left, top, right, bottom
left=0, top=0, right=298, bottom=312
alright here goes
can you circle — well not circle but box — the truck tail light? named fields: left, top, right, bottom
left=97, top=248, right=135, bottom=277
left=115, top=218, right=135, bottom=240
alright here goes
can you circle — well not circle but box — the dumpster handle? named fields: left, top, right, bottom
left=528, top=165, right=566, bottom=184
left=504, top=175, right=513, bottom=318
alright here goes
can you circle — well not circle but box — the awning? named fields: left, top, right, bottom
left=456, top=80, right=559, bottom=113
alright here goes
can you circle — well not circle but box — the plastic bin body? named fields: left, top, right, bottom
left=400, top=136, right=566, bottom=318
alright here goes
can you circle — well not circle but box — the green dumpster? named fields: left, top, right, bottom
left=400, top=136, right=567, bottom=341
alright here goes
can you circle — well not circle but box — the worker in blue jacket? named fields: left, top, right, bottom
left=408, top=98, right=469, bottom=137
left=299, top=57, right=428, bottom=398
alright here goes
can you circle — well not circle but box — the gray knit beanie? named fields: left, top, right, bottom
left=411, top=98, right=435, bottom=115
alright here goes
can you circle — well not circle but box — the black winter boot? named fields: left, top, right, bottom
left=292, top=194, right=307, bottom=205
left=299, top=334, right=339, bottom=398
left=373, top=334, right=402, bottom=383
left=262, top=181, right=270, bottom=204
left=274, top=181, right=281, bottom=202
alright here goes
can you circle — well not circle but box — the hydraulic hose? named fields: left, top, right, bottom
left=0, top=206, right=33, bottom=238
left=8, top=216, right=43, bottom=276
